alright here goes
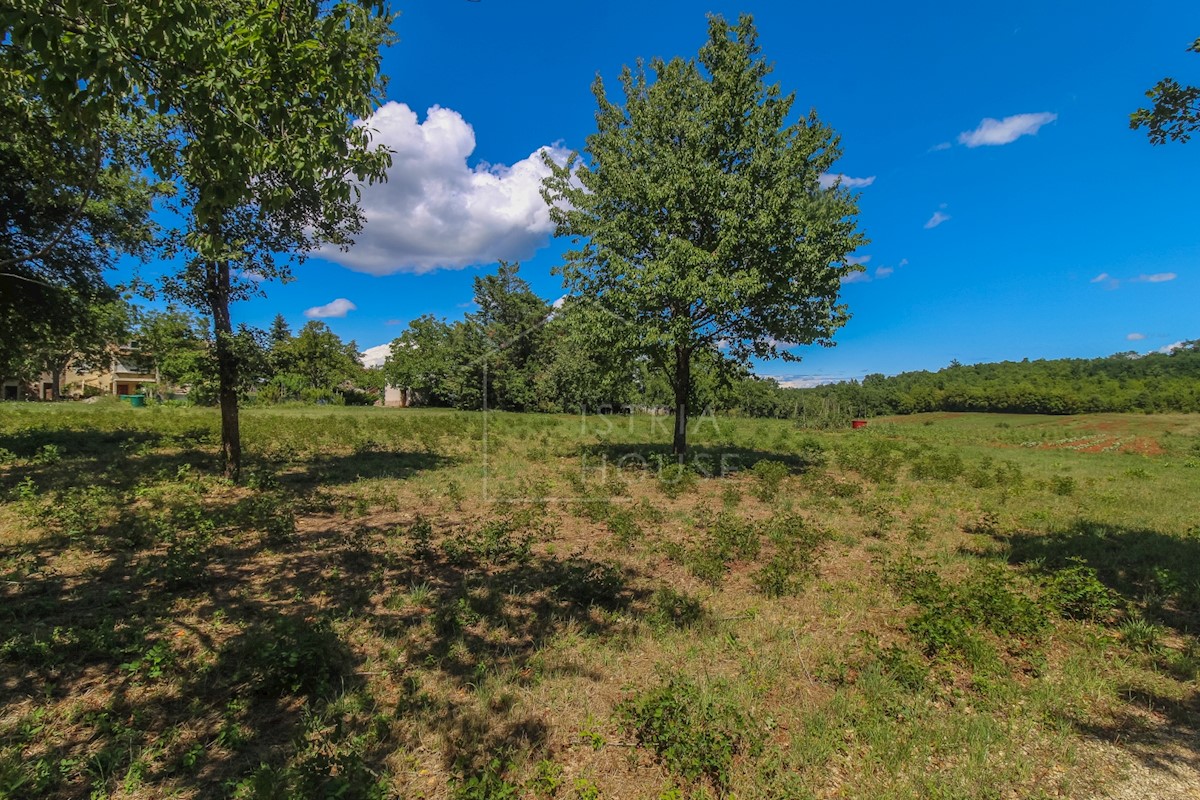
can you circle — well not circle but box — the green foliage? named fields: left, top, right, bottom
left=453, top=759, right=521, bottom=800
left=1044, top=560, right=1118, bottom=621
left=226, top=616, right=349, bottom=699
left=753, top=514, right=829, bottom=597
left=646, top=588, right=709, bottom=630
left=619, top=675, right=760, bottom=792
left=749, top=460, right=789, bottom=501
left=1119, top=617, right=1165, bottom=652
left=1131, top=36, right=1200, bottom=144
left=908, top=449, right=964, bottom=482
left=542, top=14, right=865, bottom=453
left=886, top=557, right=1049, bottom=661
left=780, top=344, right=1200, bottom=417
left=657, top=463, right=698, bottom=498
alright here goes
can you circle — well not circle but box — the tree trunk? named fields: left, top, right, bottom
left=208, top=260, right=241, bottom=482
left=671, top=345, right=691, bottom=459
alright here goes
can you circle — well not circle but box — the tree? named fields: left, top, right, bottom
left=276, top=321, right=362, bottom=397
left=0, top=92, right=160, bottom=373
left=135, top=307, right=211, bottom=395
left=1131, top=37, right=1200, bottom=144
left=5, top=0, right=395, bottom=480
left=467, top=262, right=553, bottom=411
left=543, top=14, right=866, bottom=456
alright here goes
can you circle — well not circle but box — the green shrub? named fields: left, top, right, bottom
left=749, top=459, right=789, bottom=502
left=1045, top=560, right=1118, bottom=621
left=645, top=588, right=708, bottom=630
left=227, top=616, right=350, bottom=698
left=658, top=463, right=697, bottom=498
left=619, top=675, right=759, bottom=792
left=1049, top=475, right=1076, bottom=496
left=909, top=449, right=964, bottom=482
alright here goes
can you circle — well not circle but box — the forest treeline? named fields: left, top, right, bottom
left=378, top=264, right=1200, bottom=421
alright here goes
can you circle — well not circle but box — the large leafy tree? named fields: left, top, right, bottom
left=543, top=14, right=866, bottom=456
left=1131, top=37, right=1200, bottom=144
left=135, top=307, right=212, bottom=394
left=0, top=88, right=160, bottom=377
left=4, top=0, right=394, bottom=480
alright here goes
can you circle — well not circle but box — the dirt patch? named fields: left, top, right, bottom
left=1036, top=435, right=1165, bottom=456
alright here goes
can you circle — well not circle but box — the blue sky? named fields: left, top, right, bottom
left=127, top=0, right=1200, bottom=386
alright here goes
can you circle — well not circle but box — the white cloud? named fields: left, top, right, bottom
left=841, top=271, right=871, bottom=284
left=958, top=112, right=1057, bottom=147
left=924, top=210, right=951, bottom=229
left=1159, top=341, right=1186, bottom=354
left=819, top=173, right=876, bottom=190
left=875, top=266, right=894, bottom=279
left=1132, top=272, right=1177, bottom=283
left=768, top=374, right=843, bottom=389
left=359, top=343, right=391, bottom=368
left=846, top=254, right=871, bottom=265
left=929, top=142, right=953, bottom=152
left=1090, top=273, right=1110, bottom=283
left=304, top=298, right=357, bottom=319
left=551, top=295, right=567, bottom=309
left=320, top=102, right=569, bottom=275
left=1126, top=332, right=1146, bottom=341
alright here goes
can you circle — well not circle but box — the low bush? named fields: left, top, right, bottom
left=619, top=675, right=760, bottom=792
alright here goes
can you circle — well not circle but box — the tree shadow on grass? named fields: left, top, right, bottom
left=579, top=442, right=825, bottom=476
left=280, top=449, right=453, bottom=487
left=998, top=519, right=1200, bottom=635
left=0, top=503, right=641, bottom=797
left=992, top=518, right=1200, bottom=783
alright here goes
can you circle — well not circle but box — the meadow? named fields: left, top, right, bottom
left=0, top=401, right=1198, bottom=799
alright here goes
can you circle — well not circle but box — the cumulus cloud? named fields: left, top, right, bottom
left=841, top=271, right=871, bottom=284
left=1090, top=273, right=1110, bottom=283
left=1126, top=332, right=1146, bottom=341
left=320, top=102, right=569, bottom=275
left=846, top=254, right=871, bottom=265
left=359, top=343, right=391, bottom=368
left=1158, top=341, right=1186, bottom=354
left=1132, top=272, right=1177, bottom=283
left=924, top=210, right=951, bottom=229
left=958, top=112, right=1057, bottom=147
left=819, top=173, right=876, bottom=190
left=875, top=266, right=894, bottom=279
left=305, top=298, right=357, bottom=319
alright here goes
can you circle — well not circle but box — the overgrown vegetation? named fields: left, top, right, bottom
left=0, top=405, right=1197, bottom=798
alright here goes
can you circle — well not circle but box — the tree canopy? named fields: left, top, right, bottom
left=542, top=14, right=865, bottom=455
left=1131, top=36, right=1200, bottom=144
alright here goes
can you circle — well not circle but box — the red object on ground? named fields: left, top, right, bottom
left=851, top=419, right=868, bottom=429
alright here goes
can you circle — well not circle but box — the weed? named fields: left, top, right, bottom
left=619, top=675, right=760, bottom=792
left=607, top=510, right=643, bottom=550
left=1119, top=617, right=1164, bottom=653
left=909, top=449, right=964, bottom=482
left=453, top=759, right=520, bottom=800
left=646, top=587, right=708, bottom=630
left=527, top=760, right=563, bottom=798
left=1044, top=559, right=1118, bottom=621
left=658, top=463, right=697, bottom=498
left=1049, top=475, right=1076, bottom=496
left=749, top=460, right=789, bottom=502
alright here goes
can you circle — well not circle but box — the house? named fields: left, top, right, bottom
left=1, top=373, right=53, bottom=401
left=64, top=349, right=157, bottom=397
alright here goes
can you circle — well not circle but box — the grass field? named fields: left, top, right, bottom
left=1, top=401, right=1198, bottom=799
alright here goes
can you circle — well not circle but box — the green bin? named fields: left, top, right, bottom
left=127, top=395, right=146, bottom=408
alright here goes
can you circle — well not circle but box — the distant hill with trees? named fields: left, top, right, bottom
left=756, top=344, right=1200, bottom=422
